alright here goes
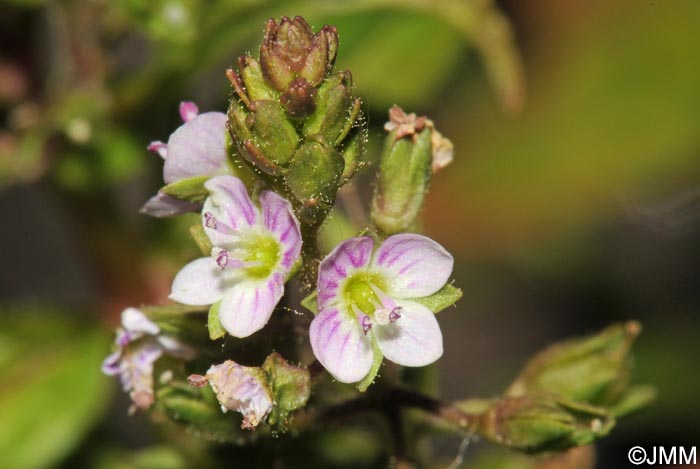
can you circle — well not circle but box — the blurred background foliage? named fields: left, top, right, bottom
left=1, top=0, right=699, bottom=467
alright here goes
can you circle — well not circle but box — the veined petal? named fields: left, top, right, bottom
left=374, top=299, right=443, bottom=367
left=317, top=237, right=374, bottom=311
left=310, top=308, right=373, bottom=383
left=259, top=190, right=302, bottom=271
left=170, top=257, right=224, bottom=305
left=204, top=175, right=259, bottom=233
left=371, top=234, right=453, bottom=299
left=140, top=192, right=200, bottom=218
left=164, top=112, right=228, bottom=183
left=218, top=272, right=284, bottom=338
left=101, top=350, right=122, bottom=376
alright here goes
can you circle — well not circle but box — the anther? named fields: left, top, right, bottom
left=204, top=212, right=217, bottom=229
left=215, top=249, right=229, bottom=270
left=389, top=306, right=403, bottom=322
left=361, top=315, right=372, bottom=335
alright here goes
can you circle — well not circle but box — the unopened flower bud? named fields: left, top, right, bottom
left=506, top=321, right=641, bottom=406
left=480, top=396, right=614, bottom=454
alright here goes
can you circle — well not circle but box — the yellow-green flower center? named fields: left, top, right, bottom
left=341, top=272, right=388, bottom=318
left=241, top=233, right=280, bottom=279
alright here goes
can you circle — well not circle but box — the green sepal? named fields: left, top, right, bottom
left=339, top=130, right=366, bottom=184
left=356, top=338, right=383, bottom=392
left=249, top=100, right=299, bottom=166
left=240, top=57, right=279, bottom=102
left=207, top=302, right=226, bottom=340
left=609, top=385, right=657, bottom=417
left=300, top=291, right=318, bottom=315
left=412, top=283, right=463, bottom=313
left=160, top=175, right=210, bottom=202
left=262, top=352, right=311, bottom=429
left=302, top=71, right=352, bottom=143
left=189, top=223, right=212, bottom=256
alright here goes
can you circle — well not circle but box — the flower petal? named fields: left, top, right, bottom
left=169, top=257, right=224, bottom=305
left=140, top=192, right=200, bottom=218
left=179, top=101, right=199, bottom=122
left=204, top=175, right=259, bottom=232
left=310, top=308, right=373, bottom=383
left=164, top=112, right=228, bottom=183
left=121, top=307, right=160, bottom=335
left=218, top=272, right=284, bottom=338
left=371, top=234, right=453, bottom=299
left=259, top=190, right=302, bottom=271
left=317, top=237, right=374, bottom=311
left=374, top=299, right=443, bottom=367
left=101, top=350, right=122, bottom=376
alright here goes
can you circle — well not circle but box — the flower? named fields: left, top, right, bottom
left=141, top=101, right=230, bottom=217
left=310, top=234, right=454, bottom=383
left=188, top=360, right=274, bottom=430
left=102, top=308, right=195, bottom=411
left=169, top=175, right=302, bottom=338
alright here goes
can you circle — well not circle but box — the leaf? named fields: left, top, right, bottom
left=0, top=310, right=111, bottom=468
left=189, top=223, right=213, bottom=256
left=301, top=291, right=318, bottom=315
left=161, top=175, right=210, bottom=202
left=412, top=283, right=462, bottom=313
left=207, top=302, right=226, bottom=340
left=356, top=338, right=383, bottom=392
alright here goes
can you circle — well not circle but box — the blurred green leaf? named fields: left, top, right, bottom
left=0, top=308, right=111, bottom=468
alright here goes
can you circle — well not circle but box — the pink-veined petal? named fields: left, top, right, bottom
left=371, top=233, right=453, bottom=299
left=169, top=257, right=224, bottom=305
left=310, top=308, right=373, bottom=383
left=374, top=299, right=443, bottom=367
left=204, top=175, right=258, bottom=233
left=218, top=272, right=284, bottom=338
left=259, top=190, right=301, bottom=271
left=163, top=112, right=228, bottom=183
left=317, top=237, right=374, bottom=311
left=140, top=192, right=201, bottom=218
left=121, top=307, right=160, bottom=335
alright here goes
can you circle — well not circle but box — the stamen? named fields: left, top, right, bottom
left=389, top=306, right=403, bottom=322
left=361, top=315, right=372, bottom=335
left=215, top=249, right=229, bottom=270
left=204, top=211, right=217, bottom=229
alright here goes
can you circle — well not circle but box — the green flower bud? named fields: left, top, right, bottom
left=226, top=17, right=366, bottom=230
left=506, top=322, right=642, bottom=406
left=480, top=396, right=614, bottom=454
left=285, top=138, right=344, bottom=224
left=370, top=106, right=433, bottom=235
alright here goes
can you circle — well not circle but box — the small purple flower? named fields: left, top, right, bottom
left=141, top=101, right=230, bottom=217
left=189, top=360, right=273, bottom=430
left=310, top=234, right=454, bottom=383
left=169, top=175, right=302, bottom=338
left=102, top=307, right=194, bottom=411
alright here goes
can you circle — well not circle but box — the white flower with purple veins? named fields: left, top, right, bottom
left=141, top=101, right=230, bottom=217
left=102, top=308, right=194, bottom=411
left=310, top=234, right=454, bottom=383
left=169, top=174, right=302, bottom=338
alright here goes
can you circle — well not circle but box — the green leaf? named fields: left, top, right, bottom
left=0, top=309, right=111, bottom=468
left=207, top=302, right=226, bottom=340
left=189, top=222, right=213, bottom=256
left=412, top=283, right=462, bottom=313
left=161, top=175, right=210, bottom=202
left=357, top=338, right=383, bottom=392
left=301, top=291, right=318, bottom=315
